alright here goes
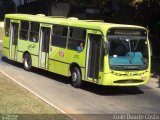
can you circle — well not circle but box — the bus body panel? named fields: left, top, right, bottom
left=31, top=55, right=39, bottom=68
left=18, top=40, right=39, bottom=57
left=65, top=50, right=86, bottom=69
left=17, top=40, right=40, bottom=67
left=17, top=51, right=23, bottom=63
left=48, top=47, right=68, bottom=76
left=100, top=71, right=150, bottom=86
left=2, top=36, right=10, bottom=54
left=48, top=59, right=69, bottom=76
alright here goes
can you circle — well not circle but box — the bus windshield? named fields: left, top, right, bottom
left=107, top=29, right=148, bottom=70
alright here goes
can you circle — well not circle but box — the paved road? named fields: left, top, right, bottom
left=0, top=42, right=160, bottom=120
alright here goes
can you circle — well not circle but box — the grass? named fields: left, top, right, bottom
left=0, top=72, right=71, bottom=120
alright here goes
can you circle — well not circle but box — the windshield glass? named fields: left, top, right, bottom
left=107, top=29, right=148, bottom=70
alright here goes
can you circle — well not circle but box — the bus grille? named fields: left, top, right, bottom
left=111, top=71, right=147, bottom=76
left=114, top=80, right=144, bottom=84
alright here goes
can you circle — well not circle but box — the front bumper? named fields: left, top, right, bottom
left=100, top=70, right=150, bottom=86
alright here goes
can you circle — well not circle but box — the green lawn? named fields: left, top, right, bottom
left=0, top=72, right=71, bottom=120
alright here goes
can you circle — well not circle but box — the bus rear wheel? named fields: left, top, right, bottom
left=71, top=67, right=82, bottom=88
left=23, top=54, right=32, bottom=71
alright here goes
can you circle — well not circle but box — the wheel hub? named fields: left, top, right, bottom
left=72, top=72, right=77, bottom=82
left=24, top=59, right=29, bottom=68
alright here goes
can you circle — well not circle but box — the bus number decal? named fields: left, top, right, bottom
left=74, top=55, right=79, bottom=59
left=59, top=51, right=64, bottom=58
left=28, top=44, right=36, bottom=50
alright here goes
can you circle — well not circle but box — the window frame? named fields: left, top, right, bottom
left=5, top=18, right=10, bottom=37
left=67, top=27, right=86, bottom=51
left=51, top=25, right=68, bottom=48
left=29, top=22, right=40, bottom=43
left=19, top=20, right=29, bottom=40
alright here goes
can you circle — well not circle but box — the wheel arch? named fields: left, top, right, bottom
left=23, top=51, right=32, bottom=71
left=69, top=62, right=82, bottom=77
left=23, top=51, right=31, bottom=59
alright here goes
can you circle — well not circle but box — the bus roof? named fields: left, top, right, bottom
left=5, top=14, right=146, bottom=32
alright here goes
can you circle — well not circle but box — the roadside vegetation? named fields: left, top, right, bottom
left=0, top=72, right=71, bottom=120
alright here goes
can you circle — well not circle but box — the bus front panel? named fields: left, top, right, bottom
left=99, top=28, right=150, bottom=86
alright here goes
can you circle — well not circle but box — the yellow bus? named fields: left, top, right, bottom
left=2, top=14, right=151, bottom=88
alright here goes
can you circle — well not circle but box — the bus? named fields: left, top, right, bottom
left=2, top=14, right=151, bottom=88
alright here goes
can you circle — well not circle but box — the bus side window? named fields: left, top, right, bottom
left=5, top=18, right=10, bottom=36
left=29, top=22, right=40, bottom=42
left=68, top=27, right=86, bottom=51
left=20, top=20, right=29, bottom=40
left=51, top=25, right=68, bottom=48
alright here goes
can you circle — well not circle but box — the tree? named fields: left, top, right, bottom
left=0, top=0, right=16, bottom=20
left=110, top=0, right=138, bottom=24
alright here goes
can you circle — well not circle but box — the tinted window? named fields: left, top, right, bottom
left=53, top=25, right=68, bottom=36
left=51, top=25, right=68, bottom=48
left=29, top=22, right=40, bottom=42
left=21, top=21, right=29, bottom=30
left=70, top=28, right=86, bottom=39
left=5, top=18, right=10, bottom=36
left=68, top=27, right=86, bottom=51
left=31, top=22, right=39, bottom=32
left=41, top=28, right=51, bottom=53
left=20, top=21, right=29, bottom=40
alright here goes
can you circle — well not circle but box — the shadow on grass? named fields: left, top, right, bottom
left=1, top=56, right=144, bottom=96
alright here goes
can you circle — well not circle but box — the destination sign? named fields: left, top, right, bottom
left=107, top=28, right=147, bottom=36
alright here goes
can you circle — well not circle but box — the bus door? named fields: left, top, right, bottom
left=86, top=34, right=102, bottom=82
left=39, top=26, right=51, bottom=69
left=9, top=22, right=19, bottom=60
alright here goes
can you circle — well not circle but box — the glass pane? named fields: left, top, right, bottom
left=21, top=21, right=29, bottom=30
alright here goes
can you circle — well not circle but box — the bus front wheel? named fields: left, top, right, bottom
left=23, top=54, right=32, bottom=71
left=71, top=67, right=82, bottom=88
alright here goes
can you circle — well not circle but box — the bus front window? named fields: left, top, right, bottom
left=107, top=29, right=148, bottom=70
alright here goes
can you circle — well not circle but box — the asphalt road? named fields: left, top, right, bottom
left=0, top=42, right=160, bottom=120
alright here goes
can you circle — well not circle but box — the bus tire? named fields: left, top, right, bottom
left=23, top=54, right=32, bottom=71
left=71, top=67, right=82, bottom=88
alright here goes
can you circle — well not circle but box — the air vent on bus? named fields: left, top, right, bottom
left=114, top=80, right=144, bottom=84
